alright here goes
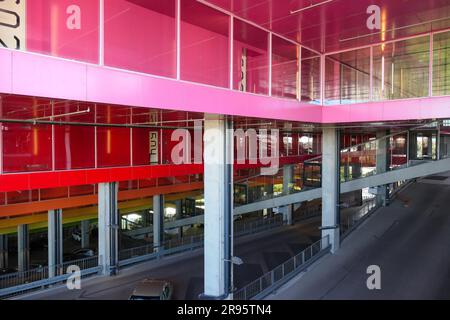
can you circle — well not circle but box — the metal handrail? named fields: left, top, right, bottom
left=119, top=215, right=286, bottom=264
left=0, top=256, right=100, bottom=292
left=234, top=235, right=331, bottom=300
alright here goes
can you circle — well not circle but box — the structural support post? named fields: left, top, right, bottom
left=153, top=195, right=164, bottom=252
left=48, top=209, right=63, bottom=278
left=280, top=165, right=294, bottom=224
left=280, top=205, right=293, bottom=226
left=17, top=224, right=30, bottom=272
left=0, top=235, right=8, bottom=269
left=81, top=220, right=90, bottom=249
left=283, top=164, right=294, bottom=194
left=202, top=116, right=233, bottom=300
left=264, top=184, right=274, bottom=216
left=321, top=128, right=340, bottom=254
left=175, top=199, right=183, bottom=238
left=376, top=130, right=390, bottom=206
left=98, top=182, right=119, bottom=276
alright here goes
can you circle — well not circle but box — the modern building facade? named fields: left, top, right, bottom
left=0, top=0, right=450, bottom=300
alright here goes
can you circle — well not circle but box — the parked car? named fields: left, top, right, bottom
left=129, top=279, right=173, bottom=300
left=72, top=248, right=95, bottom=257
left=72, top=230, right=82, bottom=242
left=64, top=248, right=95, bottom=262
left=0, top=267, right=18, bottom=275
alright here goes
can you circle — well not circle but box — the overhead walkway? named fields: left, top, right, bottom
left=235, top=157, right=450, bottom=215
left=235, top=123, right=450, bottom=215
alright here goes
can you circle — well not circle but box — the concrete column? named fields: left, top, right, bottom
left=264, top=184, right=274, bottom=216
left=376, top=130, right=390, bottom=206
left=17, top=224, right=30, bottom=272
left=48, top=209, right=63, bottom=278
left=176, top=200, right=183, bottom=238
left=81, top=220, right=90, bottom=249
left=351, top=163, right=362, bottom=180
left=98, top=182, right=119, bottom=276
left=283, top=165, right=294, bottom=194
left=153, top=195, right=164, bottom=252
left=321, top=128, right=340, bottom=254
left=280, top=205, right=293, bottom=225
left=202, top=116, right=233, bottom=299
left=0, top=235, right=8, bottom=269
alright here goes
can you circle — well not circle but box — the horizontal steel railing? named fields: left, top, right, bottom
left=119, top=215, right=286, bottom=267
left=234, top=236, right=331, bottom=300
left=0, top=256, right=101, bottom=298
left=341, top=198, right=379, bottom=238
left=234, top=215, right=284, bottom=237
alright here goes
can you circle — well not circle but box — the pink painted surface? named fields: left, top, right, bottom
left=233, top=19, right=269, bottom=95
left=11, top=50, right=87, bottom=101
left=0, top=50, right=12, bottom=94
left=180, top=3, right=230, bottom=88
left=26, top=0, right=99, bottom=63
left=272, top=35, right=298, bottom=99
left=4, top=47, right=450, bottom=123
left=321, top=96, right=450, bottom=123
left=104, top=0, right=176, bottom=78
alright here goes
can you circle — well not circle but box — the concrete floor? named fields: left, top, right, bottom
left=268, top=176, right=450, bottom=300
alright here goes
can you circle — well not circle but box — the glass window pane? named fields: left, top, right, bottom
left=301, top=48, right=321, bottom=104
left=433, top=31, right=450, bottom=96
left=180, top=0, right=229, bottom=88
left=53, top=101, right=95, bottom=170
left=373, top=36, right=430, bottom=101
left=104, top=0, right=176, bottom=77
left=233, top=20, right=269, bottom=95
left=26, top=0, right=99, bottom=63
left=97, top=127, right=131, bottom=168
left=325, top=48, right=370, bottom=104
left=3, top=123, right=52, bottom=173
left=96, top=105, right=131, bottom=168
left=272, top=36, right=299, bottom=99
left=133, top=128, right=159, bottom=166
left=54, top=125, right=95, bottom=170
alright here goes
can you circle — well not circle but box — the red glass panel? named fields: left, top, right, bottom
left=69, top=184, right=95, bottom=197
left=40, top=187, right=69, bottom=201
left=3, top=123, right=52, bottom=173
left=97, top=127, right=131, bottom=168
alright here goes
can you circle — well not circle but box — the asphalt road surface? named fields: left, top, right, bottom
left=17, top=217, right=322, bottom=300
left=269, top=175, right=450, bottom=300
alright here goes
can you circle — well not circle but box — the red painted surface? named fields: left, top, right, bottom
left=0, top=164, right=204, bottom=193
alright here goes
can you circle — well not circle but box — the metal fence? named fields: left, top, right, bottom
left=234, top=215, right=284, bottom=237
left=293, top=206, right=321, bottom=223
left=0, top=256, right=101, bottom=298
left=341, top=198, right=378, bottom=237
left=119, top=215, right=285, bottom=267
left=233, top=236, right=331, bottom=300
